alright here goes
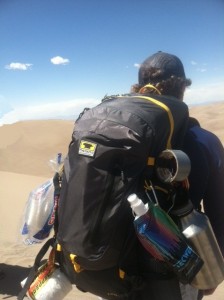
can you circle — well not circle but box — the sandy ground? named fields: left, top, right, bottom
left=0, top=101, right=224, bottom=299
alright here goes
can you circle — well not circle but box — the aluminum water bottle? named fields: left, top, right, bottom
left=175, top=201, right=224, bottom=289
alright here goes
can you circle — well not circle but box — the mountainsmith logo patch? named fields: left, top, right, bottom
left=79, top=140, right=97, bottom=157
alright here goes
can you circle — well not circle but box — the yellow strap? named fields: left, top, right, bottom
left=56, top=243, right=62, bottom=251
left=147, top=157, right=155, bottom=166
left=70, top=254, right=83, bottom=273
left=119, top=269, right=125, bottom=279
left=130, top=95, right=174, bottom=149
left=57, top=245, right=83, bottom=273
left=139, top=84, right=161, bottom=95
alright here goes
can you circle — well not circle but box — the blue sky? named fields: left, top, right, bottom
left=0, top=0, right=224, bottom=125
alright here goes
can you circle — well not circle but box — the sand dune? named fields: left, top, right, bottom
left=0, top=102, right=223, bottom=178
left=189, top=102, right=224, bottom=142
left=0, top=120, right=74, bottom=177
left=0, top=102, right=224, bottom=299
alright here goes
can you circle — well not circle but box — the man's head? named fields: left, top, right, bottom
left=134, top=51, right=191, bottom=100
left=139, top=51, right=187, bottom=85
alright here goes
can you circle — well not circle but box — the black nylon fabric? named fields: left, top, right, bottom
left=57, top=94, right=189, bottom=272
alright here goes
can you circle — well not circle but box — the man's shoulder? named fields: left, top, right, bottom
left=187, top=123, right=224, bottom=159
left=190, top=125, right=220, bottom=143
left=188, top=117, right=220, bottom=141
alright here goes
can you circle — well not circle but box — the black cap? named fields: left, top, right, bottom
left=138, top=51, right=186, bottom=85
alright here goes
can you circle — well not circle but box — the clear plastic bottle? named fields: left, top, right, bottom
left=127, top=194, right=203, bottom=284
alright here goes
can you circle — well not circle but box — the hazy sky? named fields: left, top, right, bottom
left=0, top=0, right=224, bottom=124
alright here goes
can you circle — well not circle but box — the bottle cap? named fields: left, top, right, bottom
left=127, top=194, right=148, bottom=216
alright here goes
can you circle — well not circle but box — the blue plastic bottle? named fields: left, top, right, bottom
left=128, top=194, right=203, bottom=284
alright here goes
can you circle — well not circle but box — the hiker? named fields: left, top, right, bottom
left=55, top=52, right=224, bottom=300
left=18, top=52, right=224, bottom=300
left=130, top=51, right=224, bottom=300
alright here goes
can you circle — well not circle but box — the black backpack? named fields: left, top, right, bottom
left=53, top=94, right=189, bottom=299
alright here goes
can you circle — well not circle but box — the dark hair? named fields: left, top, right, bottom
left=131, top=75, right=191, bottom=99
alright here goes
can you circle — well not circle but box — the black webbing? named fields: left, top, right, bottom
left=17, top=237, right=55, bottom=300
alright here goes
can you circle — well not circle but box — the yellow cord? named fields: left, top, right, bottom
left=139, top=84, right=161, bottom=95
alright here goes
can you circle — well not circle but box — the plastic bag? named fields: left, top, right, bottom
left=20, top=153, right=64, bottom=245
left=20, top=179, right=56, bottom=245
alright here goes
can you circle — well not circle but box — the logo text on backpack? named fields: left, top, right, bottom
left=79, top=140, right=97, bottom=157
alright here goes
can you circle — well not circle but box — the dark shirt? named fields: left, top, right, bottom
left=183, top=123, right=224, bottom=255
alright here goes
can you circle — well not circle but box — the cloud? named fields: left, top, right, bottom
left=134, top=63, right=141, bottom=68
left=1, top=81, right=223, bottom=126
left=50, top=56, right=70, bottom=65
left=5, top=62, right=32, bottom=70
left=196, top=68, right=207, bottom=73
left=0, top=98, right=99, bottom=126
left=185, top=81, right=224, bottom=106
left=191, top=60, right=207, bottom=72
